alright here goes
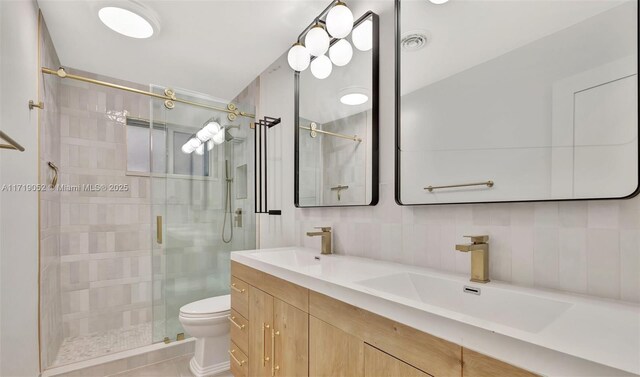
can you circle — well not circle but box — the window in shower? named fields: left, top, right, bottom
left=126, top=118, right=211, bottom=177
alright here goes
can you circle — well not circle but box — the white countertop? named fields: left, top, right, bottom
left=231, top=247, right=640, bottom=377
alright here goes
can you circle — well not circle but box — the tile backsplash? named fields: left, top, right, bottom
left=296, top=184, right=640, bottom=303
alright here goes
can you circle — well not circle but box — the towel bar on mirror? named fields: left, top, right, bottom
left=425, top=181, right=494, bottom=192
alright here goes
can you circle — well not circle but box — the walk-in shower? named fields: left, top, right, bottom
left=38, top=64, right=256, bottom=370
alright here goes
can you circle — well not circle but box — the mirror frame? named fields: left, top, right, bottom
left=394, top=0, right=640, bottom=206
left=295, top=11, right=380, bottom=208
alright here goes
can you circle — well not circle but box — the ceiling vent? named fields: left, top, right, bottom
left=401, top=33, right=428, bottom=51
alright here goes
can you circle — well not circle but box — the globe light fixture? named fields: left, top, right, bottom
left=329, top=39, right=353, bottom=66
left=326, top=2, right=354, bottom=38
left=310, top=55, right=333, bottom=79
left=352, top=19, right=373, bottom=51
left=287, top=43, right=311, bottom=71
left=305, top=24, right=330, bottom=56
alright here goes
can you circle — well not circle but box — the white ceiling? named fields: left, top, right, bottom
left=37, top=0, right=335, bottom=100
left=401, top=0, right=630, bottom=95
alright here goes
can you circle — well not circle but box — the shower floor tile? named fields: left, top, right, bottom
left=53, top=323, right=152, bottom=366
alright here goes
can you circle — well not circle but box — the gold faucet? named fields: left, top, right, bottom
left=455, top=235, right=490, bottom=283
left=306, top=227, right=332, bottom=255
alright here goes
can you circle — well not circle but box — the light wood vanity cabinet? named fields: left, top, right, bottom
left=309, top=316, right=364, bottom=377
left=230, top=262, right=539, bottom=377
left=231, top=262, right=309, bottom=377
left=364, top=344, right=432, bottom=377
left=462, top=348, right=538, bottom=377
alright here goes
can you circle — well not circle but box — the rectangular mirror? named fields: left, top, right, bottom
left=396, top=0, right=638, bottom=205
left=295, top=12, right=379, bottom=207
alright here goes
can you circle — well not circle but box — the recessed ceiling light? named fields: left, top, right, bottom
left=98, top=7, right=154, bottom=39
left=340, top=93, right=369, bottom=106
left=429, top=0, right=450, bottom=4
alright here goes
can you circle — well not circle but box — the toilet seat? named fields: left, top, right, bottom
left=179, top=295, right=230, bottom=319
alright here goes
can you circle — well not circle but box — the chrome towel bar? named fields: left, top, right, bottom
left=425, top=180, right=494, bottom=192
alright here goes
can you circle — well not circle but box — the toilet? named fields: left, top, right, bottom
left=179, top=294, right=231, bottom=377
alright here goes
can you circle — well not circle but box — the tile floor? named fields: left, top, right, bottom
left=54, top=323, right=152, bottom=366
left=109, top=355, right=232, bottom=377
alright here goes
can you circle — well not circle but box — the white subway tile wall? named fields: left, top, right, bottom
left=296, top=184, right=640, bottom=303
left=53, top=70, right=154, bottom=366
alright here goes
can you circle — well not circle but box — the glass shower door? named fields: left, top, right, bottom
left=150, top=87, right=255, bottom=343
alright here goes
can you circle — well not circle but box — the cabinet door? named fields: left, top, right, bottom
left=248, top=286, right=274, bottom=377
left=364, top=344, right=432, bottom=377
left=309, top=316, right=364, bottom=377
left=273, top=298, right=309, bottom=377
left=462, top=348, right=538, bottom=377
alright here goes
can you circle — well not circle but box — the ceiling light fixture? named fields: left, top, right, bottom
left=429, top=0, right=450, bottom=4
left=339, top=87, right=369, bottom=106
left=340, top=93, right=369, bottom=106
left=98, top=7, right=154, bottom=39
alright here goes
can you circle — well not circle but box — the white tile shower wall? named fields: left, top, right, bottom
left=40, top=15, right=64, bottom=369
left=256, top=2, right=640, bottom=304
left=57, top=69, right=153, bottom=342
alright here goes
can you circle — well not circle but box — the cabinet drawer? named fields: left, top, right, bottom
left=231, top=276, right=249, bottom=318
left=229, top=309, right=249, bottom=355
left=229, top=341, right=249, bottom=377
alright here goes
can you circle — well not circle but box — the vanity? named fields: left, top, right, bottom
left=227, top=247, right=639, bottom=377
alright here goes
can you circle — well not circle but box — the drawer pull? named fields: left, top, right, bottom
left=228, top=315, right=245, bottom=330
left=271, top=328, right=280, bottom=376
left=228, top=349, right=246, bottom=366
left=231, top=283, right=245, bottom=293
left=263, top=323, right=270, bottom=366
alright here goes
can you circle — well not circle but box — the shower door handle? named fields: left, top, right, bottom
left=156, top=216, right=163, bottom=244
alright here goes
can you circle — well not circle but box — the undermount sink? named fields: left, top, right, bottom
left=355, top=272, right=573, bottom=333
left=250, top=249, right=321, bottom=268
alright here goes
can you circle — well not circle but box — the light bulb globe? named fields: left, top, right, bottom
left=352, top=19, right=373, bottom=51
left=287, top=44, right=311, bottom=71
left=212, top=129, right=226, bottom=145
left=310, top=55, right=333, bottom=79
left=326, top=3, right=354, bottom=38
left=329, top=39, right=353, bottom=66
left=305, top=25, right=330, bottom=56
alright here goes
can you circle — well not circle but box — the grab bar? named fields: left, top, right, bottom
left=0, top=130, right=25, bottom=152
left=425, top=180, right=494, bottom=192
